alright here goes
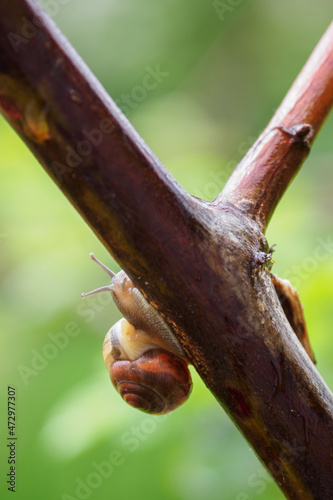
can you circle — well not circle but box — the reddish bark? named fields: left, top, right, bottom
left=1, top=2, right=333, bottom=498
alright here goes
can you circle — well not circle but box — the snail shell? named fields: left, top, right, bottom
left=109, top=346, right=192, bottom=414
left=82, top=254, right=192, bottom=414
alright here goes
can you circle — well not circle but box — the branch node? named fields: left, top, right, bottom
left=274, top=123, right=314, bottom=149
left=254, top=250, right=275, bottom=270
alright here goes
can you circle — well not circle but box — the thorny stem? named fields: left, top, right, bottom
left=0, top=2, right=333, bottom=498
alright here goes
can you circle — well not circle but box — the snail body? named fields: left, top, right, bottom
left=82, top=254, right=192, bottom=414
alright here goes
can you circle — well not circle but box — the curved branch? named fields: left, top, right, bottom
left=216, top=21, right=333, bottom=232
left=1, top=2, right=333, bottom=498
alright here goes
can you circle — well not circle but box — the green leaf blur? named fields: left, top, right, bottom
left=1, top=1, right=333, bottom=499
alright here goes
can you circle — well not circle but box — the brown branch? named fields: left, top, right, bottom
left=215, top=21, right=333, bottom=232
left=1, top=2, right=333, bottom=498
left=0, top=0, right=192, bottom=274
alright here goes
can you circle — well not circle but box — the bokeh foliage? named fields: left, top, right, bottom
left=1, top=1, right=333, bottom=499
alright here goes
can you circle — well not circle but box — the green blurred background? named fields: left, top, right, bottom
left=1, top=1, right=333, bottom=499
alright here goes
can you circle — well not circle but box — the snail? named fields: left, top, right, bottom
left=81, top=253, right=192, bottom=414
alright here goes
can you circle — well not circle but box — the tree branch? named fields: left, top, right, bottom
left=1, top=2, right=333, bottom=498
left=0, top=0, right=193, bottom=276
left=216, top=21, right=333, bottom=232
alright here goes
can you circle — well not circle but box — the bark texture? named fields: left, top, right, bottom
left=0, top=2, right=333, bottom=498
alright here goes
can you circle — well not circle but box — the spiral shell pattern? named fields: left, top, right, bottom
left=109, top=348, right=192, bottom=414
